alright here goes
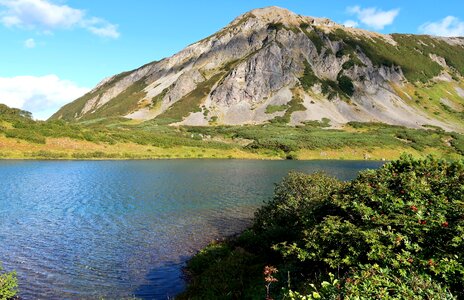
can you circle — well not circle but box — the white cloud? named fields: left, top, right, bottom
left=24, top=37, right=35, bottom=48
left=0, top=0, right=83, bottom=29
left=343, top=20, right=358, bottom=28
left=0, top=0, right=120, bottom=38
left=419, top=16, right=464, bottom=37
left=81, top=17, right=120, bottom=39
left=347, top=6, right=400, bottom=30
left=0, top=75, right=89, bottom=120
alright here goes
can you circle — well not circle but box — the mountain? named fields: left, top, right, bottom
left=51, top=7, right=464, bottom=132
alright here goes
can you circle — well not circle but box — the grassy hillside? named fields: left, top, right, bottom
left=327, top=29, right=464, bottom=83
left=49, top=71, right=133, bottom=121
left=1, top=104, right=463, bottom=160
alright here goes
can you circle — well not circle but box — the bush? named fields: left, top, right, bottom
left=253, top=172, right=343, bottom=244
left=276, top=155, right=464, bottom=297
left=343, top=264, right=456, bottom=299
left=0, top=264, right=18, bottom=300
left=181, top=156, right=464, bottom=299
left=299, top=60, right=319, bottom=91
left=337, top=74, right=354, bottom=96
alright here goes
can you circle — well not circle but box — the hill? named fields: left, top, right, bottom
left=51, top=7, right=464, bottom=132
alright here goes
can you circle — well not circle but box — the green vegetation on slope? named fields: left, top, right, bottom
left=1, top=104, right=464, bottom=160
left=300, top=24, right=324, bottom=54
left=179, top=155, right=464, bottom=299
left=270, top=92, right=306, bottom=124
left=0, top=104, right=32, bottom=120
left=392, top=81, right=464, bottom=127
left=299, top=60, right=355, bottom=100
left=151, top=87, right=169, bottom=107
left=265, top=104, right=288, bottom=114
left=49, top=71, right=133, bottom=121
left=154, top=73, right=224, bottom=125
left=328, top=29, right=464, bottom=83
left=299, top=60, right=319, bottom=91
left=81, top=78, right=148, bottom=120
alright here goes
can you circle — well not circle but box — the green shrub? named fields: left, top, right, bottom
left=337, top=74, right=355, bottom=96
left=5, top=129, right=46, bottom=144
left=276, top=155, right=464, bottom=297
left=178, top=242, right=263, bottom=299
left=0, top=264, right=18, bottom=300
left=268, top=23, right=285, bottom=31
left=253, top=172, right=343, bottom=243
left=299, top=60, right=319, bottom=91
left=343, top=264, right=456, bottom=299
left=182, top=156, right=464, bottom=299
left=0, top=104, right=32, bottom=120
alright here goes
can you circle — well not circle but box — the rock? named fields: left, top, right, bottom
left=50, top=7, right=464, bottom=133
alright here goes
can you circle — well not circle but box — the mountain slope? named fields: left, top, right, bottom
left=51, top=7, right=464, bottom=132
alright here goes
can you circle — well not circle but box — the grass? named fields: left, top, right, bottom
left=185, top=122, right=464, bottom=159
left=151, top=87, right=170, bottom=108
left=81, top=77, right=148, bottom=120
left=296, top=146, right=461, bottom=160
left=269, top=89, right=307, bottom=124
left=50, top=71, right=133, bottom=121
left=391, top=81, right=464, bottom=127
left=1, top=103, right=463, bottom=161
left=265, top=104, right=287, bottom=114
left=0, top=136, right=276, bottom=160
left=0, top=123, right=462, bottom=160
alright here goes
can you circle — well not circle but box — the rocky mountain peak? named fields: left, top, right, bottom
left=231, top=6, right=338, bottom=29
left=51, top=7, right=464, bottom=133
left=248, top=6, right=300, bottom=23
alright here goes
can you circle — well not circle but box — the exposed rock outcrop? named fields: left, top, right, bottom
left=51, top=6, right=464, bottom=132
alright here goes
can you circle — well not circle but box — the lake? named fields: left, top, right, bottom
left=0, top=160, right=383, bottom=299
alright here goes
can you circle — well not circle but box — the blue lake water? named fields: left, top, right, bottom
left=0, top=160, right=383, bottom=299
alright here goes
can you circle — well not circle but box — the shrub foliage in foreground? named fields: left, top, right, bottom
left=180, top=155, right=464, bottom=299
left=0, top=264, right=17, bottom=300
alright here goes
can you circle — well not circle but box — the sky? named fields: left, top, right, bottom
left=0, top=0, right=464, bottom=119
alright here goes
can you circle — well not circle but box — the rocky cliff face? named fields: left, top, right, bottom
left=51, top=7, right=464, bottom=132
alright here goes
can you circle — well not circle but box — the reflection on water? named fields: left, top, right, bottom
left=0, top=160, right=383, bottom=299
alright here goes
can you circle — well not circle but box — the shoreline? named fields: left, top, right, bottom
left=0, top=151, right=460, bottom=161
left=0, top=157, right=385, bottom=161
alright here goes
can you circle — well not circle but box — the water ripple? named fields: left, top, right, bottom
left=0, top=160, right=383, bottom=299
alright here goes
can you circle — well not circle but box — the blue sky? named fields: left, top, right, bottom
left=1, top=0, right=464, bottom=119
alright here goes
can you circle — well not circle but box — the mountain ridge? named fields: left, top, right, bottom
left=51, top=6, right=464, bottom=132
